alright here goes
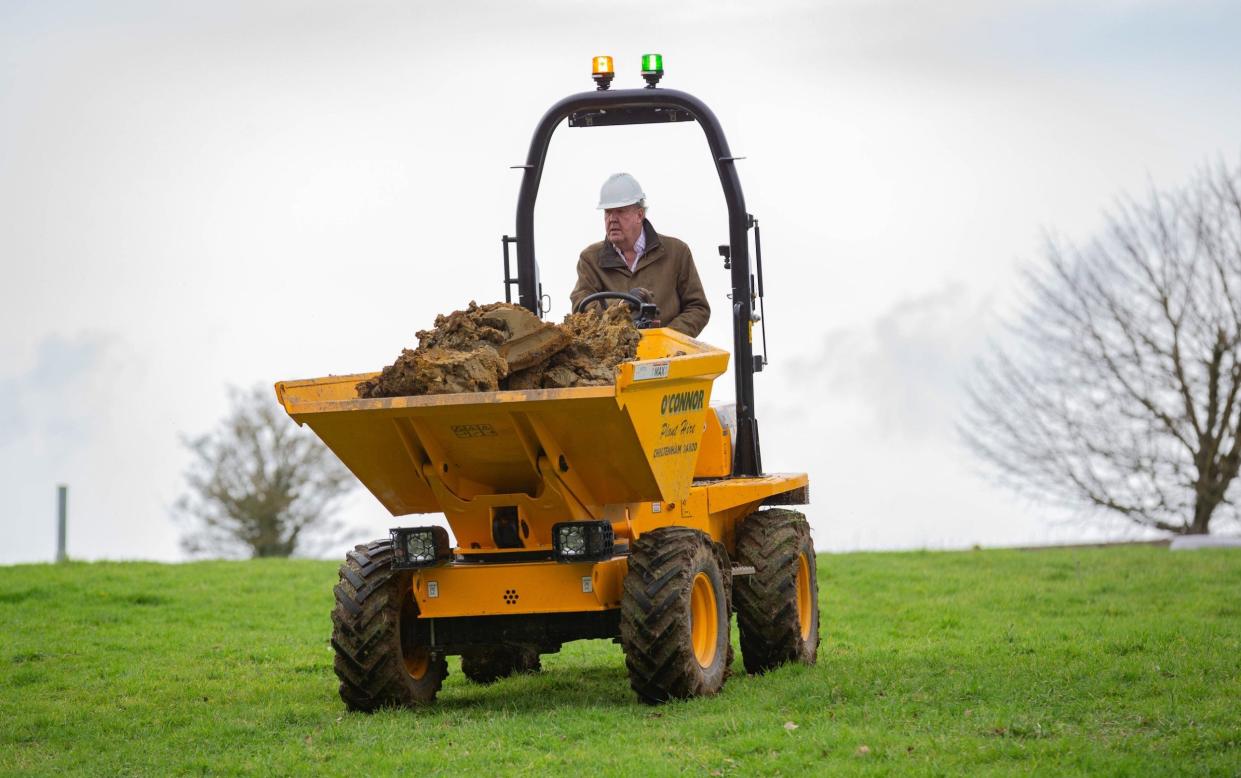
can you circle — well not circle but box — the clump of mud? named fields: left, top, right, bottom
left=357, top=301, right=639, bottom=398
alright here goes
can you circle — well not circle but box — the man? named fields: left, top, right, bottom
left=570, top=173, right=710, bottom=337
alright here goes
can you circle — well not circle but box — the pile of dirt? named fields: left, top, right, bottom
left=356, top=301, right=640, bottom=398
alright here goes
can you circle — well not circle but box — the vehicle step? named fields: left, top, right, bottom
left=731, top=565, right=756, bottom=576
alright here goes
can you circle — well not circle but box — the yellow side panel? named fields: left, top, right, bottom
left=693, top=407, right=732, bottom=478
left=615, top=380, right=714, bottom=505
left=629, top=489, right=709, bottom=539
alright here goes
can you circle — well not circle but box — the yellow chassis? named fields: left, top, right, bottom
left=411, top=473, right=807, bottom=618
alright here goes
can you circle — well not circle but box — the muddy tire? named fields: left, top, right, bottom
left=460, top=646, right=541, bottom=684
left=331, top=539, right=447, bottom=711
left=620, top=527, right=732, bottom=704
left=734, top=509, right=820, bottom=674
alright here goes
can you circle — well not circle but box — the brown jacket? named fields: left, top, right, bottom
left=570, top=220, right=710, bottom=337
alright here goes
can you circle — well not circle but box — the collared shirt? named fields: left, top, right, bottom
left=612, top=229, right=647, bottom=272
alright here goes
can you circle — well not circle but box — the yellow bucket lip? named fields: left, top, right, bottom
left=279, top=382, right=616, bottom=416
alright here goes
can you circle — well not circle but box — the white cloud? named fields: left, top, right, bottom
left=809, top=284, right=991, bottom=439
left=0, top=333, right=114, bottom=456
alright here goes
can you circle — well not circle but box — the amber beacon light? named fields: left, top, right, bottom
left=591, top=55, right=614, bottom=90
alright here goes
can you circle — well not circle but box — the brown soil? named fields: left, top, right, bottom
left=357, top=301, right=639, bottom=398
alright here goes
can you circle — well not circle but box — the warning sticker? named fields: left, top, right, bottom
left=427, top=581, right=439, bottom=598
left=633, top=361, right=670, bottom=381
left=651, top=502, right=662, bottom=513
left=581, top=576, right=593, bottom=593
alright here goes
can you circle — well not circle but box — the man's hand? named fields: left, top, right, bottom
left=629, top=287, right=655, bottom=304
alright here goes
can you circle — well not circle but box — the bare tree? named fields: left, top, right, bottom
left=962, top=161, right=1241, bottom=535
left=176, top=384, right=356, bottom=557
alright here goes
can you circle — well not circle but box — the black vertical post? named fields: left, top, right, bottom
left=718, top=158, right=761, bottom=477
left=501, top=236, right=519, bottom=304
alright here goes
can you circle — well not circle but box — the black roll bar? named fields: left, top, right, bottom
left=512, top=87, right=762, bottom=476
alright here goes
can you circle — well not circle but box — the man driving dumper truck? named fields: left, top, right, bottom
left=274, top=54, right=818, bottom=707
left=571, top=172, right=711, bottom=337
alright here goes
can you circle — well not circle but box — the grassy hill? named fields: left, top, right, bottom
left=2, top=546, right=1238, bottom=775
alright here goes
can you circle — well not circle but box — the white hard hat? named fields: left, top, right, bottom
left=597, top=172, right=646, bottom=210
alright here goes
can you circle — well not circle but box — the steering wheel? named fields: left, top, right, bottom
left=574, top=291, right=646, bottom=315
left=574, top=291, right=661, bottom=329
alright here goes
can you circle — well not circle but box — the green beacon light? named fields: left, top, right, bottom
left=641, top=53, right=664, bottom=88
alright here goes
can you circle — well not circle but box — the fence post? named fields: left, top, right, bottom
left=56, top=485, right=68, bottom=563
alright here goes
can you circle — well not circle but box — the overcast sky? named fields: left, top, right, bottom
left=3, top=0, right=1240, bottom=563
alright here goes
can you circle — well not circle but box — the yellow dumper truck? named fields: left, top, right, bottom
left=276, top=56, right=816, bottom=707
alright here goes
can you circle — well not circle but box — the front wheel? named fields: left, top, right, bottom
left=330, top=539, right=447, bottom=711
left=620, top=527, right=732, bottom=704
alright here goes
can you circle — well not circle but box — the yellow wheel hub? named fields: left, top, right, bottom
left=690, top=572, right=718, bottom=668
left=795, top=552, right=813, bottom=641
left=404, top=646, right=430, bottom=680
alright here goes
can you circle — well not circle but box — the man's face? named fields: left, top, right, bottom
left=604, top=204, right=645, bottom=250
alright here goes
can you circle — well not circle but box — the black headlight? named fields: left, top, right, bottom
left=552, top=521, right=614, bottom=563
left=390, top=526, right=451, bottom=569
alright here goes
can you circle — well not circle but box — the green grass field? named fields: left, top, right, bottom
left=2, top=546, right=1239, bottom=776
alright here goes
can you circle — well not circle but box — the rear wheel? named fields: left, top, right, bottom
left=620, top=527, right=732, bottom=704
left=331, top=539, right=447, bottom=711
left=461, top=645, right=541, bottom=684
left=734, top=509, right=820, bottom=674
